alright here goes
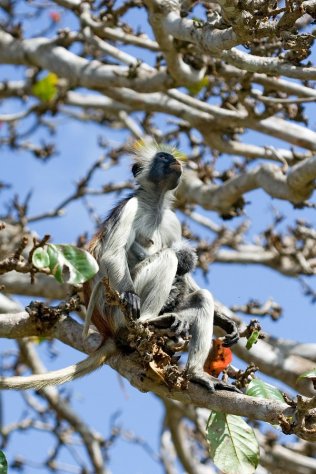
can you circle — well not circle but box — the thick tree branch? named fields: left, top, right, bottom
left=1, top=298, right=314, bottom=398
left=0, top=31, right=170, bottom=93
left=223, top=48, right=316, bottom=80
left=163, top=8, right=238, bottom=52
left=0, top=272, right=70, bottom=299
left=144, top=0, right=206, bottom=86
left=178, top=157, right=316, bottom=214
left=107, top=349, right=316, bottom=441
left=0, top=313, right=305, bottom=433
left=0, top=308, right=102, bottom=353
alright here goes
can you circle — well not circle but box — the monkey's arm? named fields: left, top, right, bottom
left=154, top=274, right=240, bottom=392
left=97, top=197, right=138, bottom=294
left=156, top=273, right=239, bottom=346
left=183, top=274, right=239, bottom=346
left=84, top=197, right=140, bottom=337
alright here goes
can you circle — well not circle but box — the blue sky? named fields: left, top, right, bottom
left=1, top=2, right=316, bottom=473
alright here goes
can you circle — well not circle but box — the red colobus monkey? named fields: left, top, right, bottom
left=0, top=141, right=239, bottom=391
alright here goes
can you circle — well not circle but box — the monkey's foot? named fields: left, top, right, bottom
left=149, top=314, right=190, bottom=338
left=189, top=372, right=241, bottom=393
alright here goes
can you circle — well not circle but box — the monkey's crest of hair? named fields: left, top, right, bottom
left=131, top=139, right=187, bottom=167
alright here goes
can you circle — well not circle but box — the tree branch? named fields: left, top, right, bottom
left=178, top=156, right=316, bottom=214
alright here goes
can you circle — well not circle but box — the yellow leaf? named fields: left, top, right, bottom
left=32, top=73, right=58, bottom=102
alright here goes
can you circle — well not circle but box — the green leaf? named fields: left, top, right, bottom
left=51, top=244, right=99, bottom=284
left=246, top=330, right=259, bottom=350
left=32, top=243, right=99, bottom=285
left=298, top=368, right=316, bottom=380
left=0, top=450, right=8, bottom=474
left=32, top=247, right=50, bottom=268
left=206, top=411, right=259, bottom=474
left=187, top=76, right=209, bottom=96
left=246, top=379, right=284, bottom=402
left=32, top=73, right=58, bottom=102
left=46, top=244, right=63, bottom=282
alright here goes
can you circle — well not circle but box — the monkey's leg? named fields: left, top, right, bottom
left=176, top=289, right=214, bottom=375
left=154, top=290, right=240, bottom=393
left=133, top=249, right=178, bottom=322
left=182, top=290, right=240, bottom=392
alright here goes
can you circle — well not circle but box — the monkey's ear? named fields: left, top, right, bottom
left=132, top=163, right=143, bottom=177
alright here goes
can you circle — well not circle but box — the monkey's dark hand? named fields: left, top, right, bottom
left=120, top=291, right=141, bottom=319
left=214, top=311, right=239, bottom=347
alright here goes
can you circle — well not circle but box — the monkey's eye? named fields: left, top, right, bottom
left=155, top=152, right=174, bottom=162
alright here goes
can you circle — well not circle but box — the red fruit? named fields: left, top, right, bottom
left=204, top=338, right=233, bottom=377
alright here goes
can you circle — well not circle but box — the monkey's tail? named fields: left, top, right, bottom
left=0, top=340, right=116, bottom=390
left=82, top=277, right=103, bottom=339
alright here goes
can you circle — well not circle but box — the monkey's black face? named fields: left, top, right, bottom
left=148, top=152, right=182, bottom=190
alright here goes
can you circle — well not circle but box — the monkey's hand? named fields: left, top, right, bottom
left=149, top=314, right=190, bottom=338
left=120, top=291, right=141, bottom=320
left=214, top=311, right=239, bottom=347
left=189, top=371, right=242, bottom=393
